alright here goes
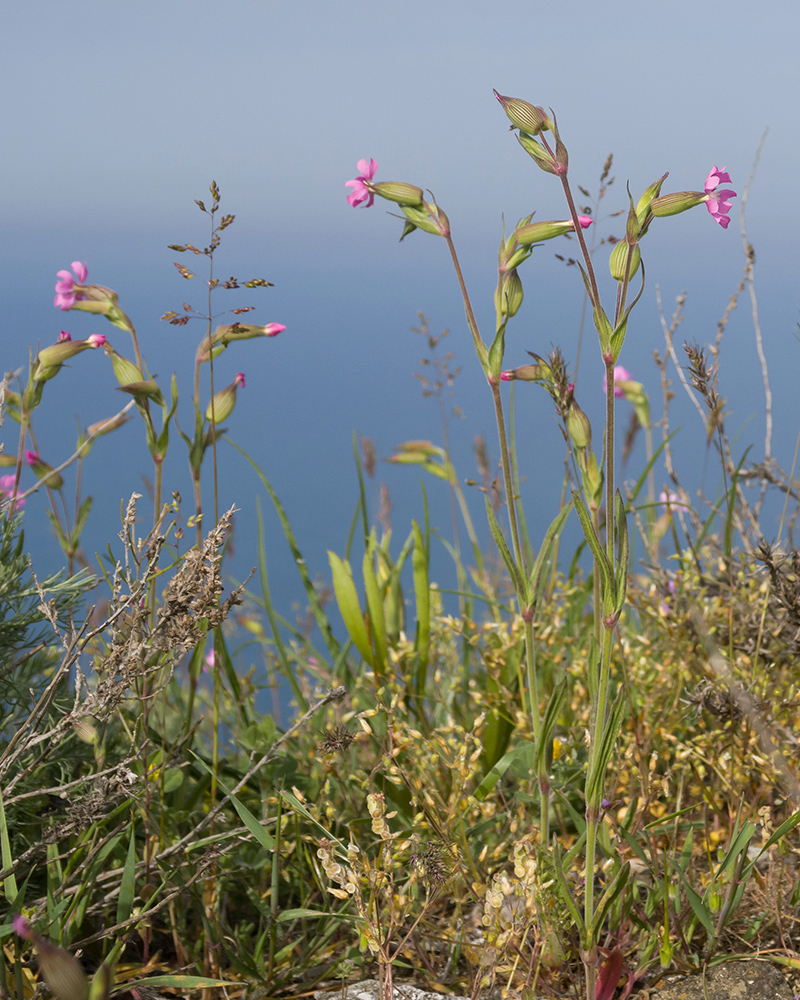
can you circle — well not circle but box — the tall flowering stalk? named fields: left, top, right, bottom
left=345, top=100, right=734, bottom=998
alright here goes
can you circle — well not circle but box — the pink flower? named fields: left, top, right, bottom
left=704, top=167, right=736, bottom=229
left=345, top=158, right=378, bottom=208
left=54, top=261, right=88, bottom=310
left=13, top=915, right=33, bottom=940
left=87, top=333, right=107, bottom=347
left=602, top=365, right=633, bottom=398
left=659, top=490, right=690, bottom=512
left=264, top=323, right=286, bottom=337
left=0, top=474, right=24, bottom=509
left=572, top=216, right=593, bottom=230
left=204, top=649, right=215, bottom=672
left=57, top=330, right=71, bottom=342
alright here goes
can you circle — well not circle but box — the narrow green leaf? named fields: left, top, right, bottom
left=528, top=502, right=572, bottom=606
left=0, top=787, right=18, bottom=902
left=362, top=548, right=388, bottom=675
left=589, top=861, right=630, bottom=939
left=190, top=751, right=274, bottom=850
left=487, top=322, right=506, bottom=379
left=71, top=496, right=94, bottom=547
left=609, top=261, right=646, bottom=361
left=276, top=908, right=331, bottom=922
left=485, top=495, right=525, bottom=599
left=672, top=860, right=714, bottom=938
left=256, top=499, right=308, bottom=710
left=618, top=827, right=652, bottom=872
left=535, top=678, right=567, bottom=774
left=352, top=431, right=369, bottom=547
left=614, top=490, right=629, bottom=615
left=328, top=552, right=373, bottom=666
left=226, top=440, right=342, bottom=661
left=586, top=688, right=626, bottom=805
left=116, top=822, right=137, bottom=925
left=412, top=519, right=430, bottom=693
left=552, top=837, right=587, bottom=944
left=571, top=491, right=612, bottom=600
left=742, top=809, right=800, bottom=880
left=281, top=791, right=345, bottom=845
left=474, top=741, right=536, bottom=801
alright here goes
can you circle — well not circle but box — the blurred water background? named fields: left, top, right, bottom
left=3, top=0, right=798, bottom=716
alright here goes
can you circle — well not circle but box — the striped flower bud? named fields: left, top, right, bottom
left=566, top=397, right=592, bottom=449
left=399, top=200, right=450, bottom=239
left=493, top=90, right=551, bottom=135
left=104, top=344, right=143, bottom=387
left=500, top=364, right=543, bottom=382
left=650, top=190, right=706, bottom=218
left=206, top=372, right=245, bottom=423
left=515, top=216, right=592, bottom=246
left=371, top=181, right=424, bottom=206
left=494, top=268, right=524, bottom=318
left=608, top=241, right=641, bottom=282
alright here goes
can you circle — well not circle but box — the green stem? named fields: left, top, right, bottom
left=444, top=232, right=547, bottom=847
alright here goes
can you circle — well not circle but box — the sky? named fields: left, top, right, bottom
left=2, top=0, right=799, bottom=677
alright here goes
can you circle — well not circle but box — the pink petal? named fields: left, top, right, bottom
left=71, top=261, right=88, bottom=283
left=346, top=178, right=373, bottom=207
left=356, top=158, right=378, bottom=181
left=705, top=166, right=732, bottom=195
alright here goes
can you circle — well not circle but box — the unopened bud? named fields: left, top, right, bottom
left=86, top=412, right=131, bottom=439
left=635, top=172, right=669, bottom=223
left=104, top=345, right=143, bottom=387
left=25, top=450, right=63, bottom=490
left=517, top=132, right=559, bottom=174
left=493, top=90, right=551, bottom=135
left=30, top=931, right=88, bottom=1000
left=495, top=268, right=524, bottom=318
left=500, top=364, right=543, bottom=382
left=515, top=216, right=591, bottom=246
left=608, top=241, right=641, bottom=282
left=551, top=115, right=569, bottom=175
left=583, top=450, right=603, bottom=507
left=399, top=200, right=450, bottom=239
left=566, top=398, right=592, bottom=449
left=116, top=379, right=164, bottom=405
left=206, top=372, right=245, bottom=423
